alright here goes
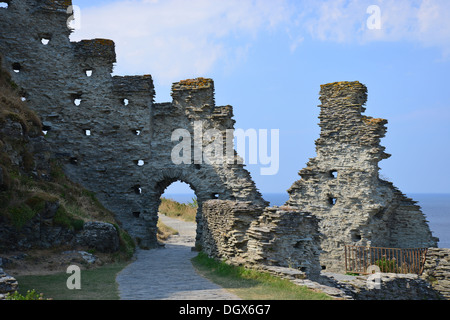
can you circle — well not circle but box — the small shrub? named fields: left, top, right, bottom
left=5, top=289, right=48, bottom=300
left=375, top=257, right=399, bottom=273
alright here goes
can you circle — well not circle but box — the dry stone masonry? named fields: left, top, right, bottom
left=201, top=200, right=322, bottom=279
left=286, top=81, right=438, bottom=272
left=0, top=0, right=266, bottom=249
left=1, top=0, right=448, bottom=300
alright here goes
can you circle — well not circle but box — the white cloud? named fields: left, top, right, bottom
left=295, top=0, right=450, bottom=57
left=71, top=0, right=292, bottom=85
left=70, top=0, right=450, bottom=87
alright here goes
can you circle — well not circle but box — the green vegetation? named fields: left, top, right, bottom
left=159, top=197, right=197, bottom=222
left=375, top=257, right=400, bottom=273
left=191, top=252, right=333, bottom=300
left=0, top=55, right=135, bottom=259
left=13, top=262, right=128, bottom=300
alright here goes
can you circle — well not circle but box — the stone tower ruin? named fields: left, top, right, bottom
left=0, top=1, right=438, bottom=275
left=286, top=81, right=438, bottom=272
left=0, top=0, right=266, bottom=249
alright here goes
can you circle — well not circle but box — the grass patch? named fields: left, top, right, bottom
left=14, top=262, right=129, bottom=300
left=159, top=197, right=197, bottom=222
left=157, top=219, right=179, bottom=241
left=191, top=252, right=333, bottom=300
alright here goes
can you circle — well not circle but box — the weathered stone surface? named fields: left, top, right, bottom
left=0, top=267, right=18, bottom=299
left=286, top=81, right=438, bottom=272
left=201, top=200, right=321, bottom=279
left=421, top=248, right=450, bottom=299
left=76, top=222, right=120, bottom=253
left=0, top=0, right=266, bottom=249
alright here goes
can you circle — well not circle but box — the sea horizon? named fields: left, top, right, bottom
left=163, top=192, right=450, bottom=249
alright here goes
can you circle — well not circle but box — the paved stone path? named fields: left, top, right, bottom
left=116, top=214, right=240, bottom=300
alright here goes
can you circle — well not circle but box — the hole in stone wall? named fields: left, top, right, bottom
left=133, top=211, right=141, bottom=218
left=132, top=129, right=141, bottom=136
left=21, top=97, right=26, bottom=102
left=211, top=193, right=219, bottom=199
left=71, top=94, right=82, bottom=106
left=351, top=231, right=362, bottom=242
left=330, top=170, right=338, bottom=179
left=122, top=99, right=129, bottom=106
left=85, top=69, right=93, bottom=77
left=0, top=2, right=9, bottom=9
left=328, top=196, right=337, bottom=206
left=70, top=157, right=78, bottom=165
left=12, top=63, right=21, bottom=73
left=85, top=129, right=91, bottom=136
left=41, top=38, right=50, bottom=45
left=136, top=160, right=144, bottom=166
left=133, top=185, right=142, bottom=195
left=42, top=124, right=51, bottom=136
left=194, top=164, right=201, bottom=170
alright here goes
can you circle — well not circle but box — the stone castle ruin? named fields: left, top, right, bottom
left=0, top=0, right=439, bottom=279
left=0, top=0, right=266, bottom=249
left=286, top=82, right=438, bottom=271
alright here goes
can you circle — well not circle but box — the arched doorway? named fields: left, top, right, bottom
left=157, top=181, right=197, bottom=246
left=149, top=171, right=216, bottom=250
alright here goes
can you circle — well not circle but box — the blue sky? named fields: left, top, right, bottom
left=71, top=0, right=450, bottom=195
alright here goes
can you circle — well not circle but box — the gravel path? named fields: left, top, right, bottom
left=116, top=214, right=240, bottom=300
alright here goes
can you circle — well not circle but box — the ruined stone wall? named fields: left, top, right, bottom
left=286, top=81, right=438, bottom=272
left=0, top=0, right=265, bottom=249
left=201, top=200, right=321, bottom=279
left=421, top=248, right=450, bottom=299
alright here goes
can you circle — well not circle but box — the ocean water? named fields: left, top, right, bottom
left=163, top=193, right=450, bottom=249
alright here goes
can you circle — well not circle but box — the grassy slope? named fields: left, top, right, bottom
left=0, top=57, right=135, bottom=259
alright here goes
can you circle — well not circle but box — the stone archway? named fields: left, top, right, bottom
left=148, top=168, right=230, bottom=249
left=0, top=5, right=267, bottom=251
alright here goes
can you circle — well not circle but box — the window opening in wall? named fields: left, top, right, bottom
left=122, top=99, right=129, bottom=106
left=136, top=160, right=144, bottom=166
left=71, top=94, right=82, bottom=106
left=70, top=157, right=78, bottom=165
left=12, top=63, right=21, bottom=73
left=85, top=69, right=93, bottom=77
left=132, top=211, right=141, bottom=218
left=330, top=170, right=338, bottom=179
left=41, top=38, right=50, bottom=45
left=328, top=196, right=337, bottom=206
left=211, top=193, right=219, bottom=199
left=132, top=129, right=141, bottom=136
left=0, top=2, right=9, bottom=9
left=133, top=185, right=142, bottom=195
left=194, top=164, right=201, bottom=170
left=21, top=97, right=26, bottom=102
left=42, top=124, right=51, bottom=136
left=85, top=130, right=91, bottom=136
left=351, top=231, right=362, bottom=242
